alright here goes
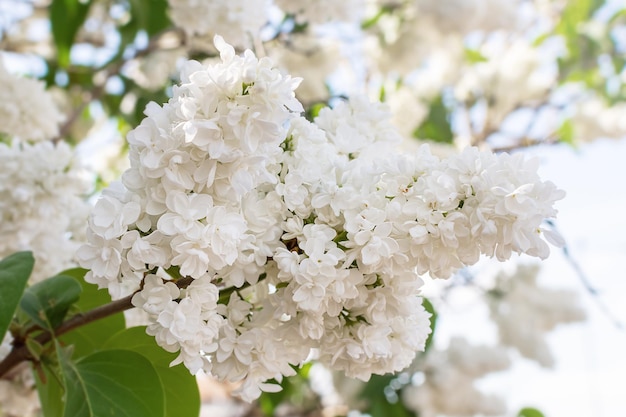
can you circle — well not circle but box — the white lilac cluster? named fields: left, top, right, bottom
left=0, top=60, right=64, bottom=141
left=167, top=0, right=270, bottom=49
left=0, top=91, right=90, bottom=282
left=78, top=37, right=565, bottom=401
left=275, top=0, right=365, bottom=24
left=402, top=337, right=511, bottom=417
left=0, top=140, right=90, bottom=283
left=488, top=264, right=586, bottom=367
left=0, top=58, right=89, bottom=417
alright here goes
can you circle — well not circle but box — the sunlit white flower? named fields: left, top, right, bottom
left=80, top=37, right=564, bottom=402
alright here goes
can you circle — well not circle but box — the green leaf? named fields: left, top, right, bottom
left=518, top=407, right=546, bottom=417
left=361, top=7, right=387, bottom=29
left=369, top=397, right=415, bottom=417
left=359, top=374, right=394, bottom=400
left=103, top=327, right=200, bottom=417
left=556, top=0, right=601, bottom=42
left=557, top=119, right=575, bottom=145
left=26, top=338, right=45, bottom=361
left=554, top=0, right=604, bottom=76
left=306, top=102, right=327, bottom=121
left=49, top=0, right=93, bottom=67
left=20, top=275, right=82, bottom=331
left=464, top=48, right=488, bottom=64
left=413, top=96, right=454, bottom=144
left=359, top=375, right=416, bottom=417
left=0, top=252, right=34, bottom=340
left=104, top=0, right=172, bottom=69
left=58, top=346, right=165, bottom=417
left=35, top=364, right=66, bottom=417
left=422, top=297, right=437, bottom=353
left=58, top=268, right=125, bottom=359
left=532, top=32, right=552, bottom=47
left=129, top=0, right=172, bottom=36
left=259, top=363, right=314, bottom=416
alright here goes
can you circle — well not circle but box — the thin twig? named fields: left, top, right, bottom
left=52, top=28, right=183, bottom=144
left=0, top=294, right=134, bottom=378
left=0, top=271, right=266, bottom=378
left=546, top=219, right=626, bottom=331
left=561, top=245, right=625, bottom=331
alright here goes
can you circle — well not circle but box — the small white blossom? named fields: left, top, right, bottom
left=131, top=275, right=180, bottom=315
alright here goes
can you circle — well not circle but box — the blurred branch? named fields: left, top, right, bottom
left=53, top=28, right=184, bottom=143
left=490, top=134, right=560, bottom=153
left=0, top=293, right=135, bottom=378
left=546, top=219, right=626, bottom=331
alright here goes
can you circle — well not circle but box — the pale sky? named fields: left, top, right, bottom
left=524, top=137, right=626, bottom=417
left=428, top=137, right=626, bottom=417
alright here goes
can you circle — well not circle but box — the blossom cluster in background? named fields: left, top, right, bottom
left=0, top=59, right=90, bottom=417
left=403, top=337, right=511, bottom=417
left=488, top=263, right=587, bottom=367
left=0, top=62, right=89, bottom=284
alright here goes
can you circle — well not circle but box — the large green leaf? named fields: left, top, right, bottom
left=59, top=268, right=125, bottom=359
left=49, top=0, right=93, bottom=67
left=20, top=275, right=82, bottom=331
left=103, top=327, right=200, bottom=417
left=0, top=252, right=34, bottom=340
left=59, top=347, right=165, bottom=417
